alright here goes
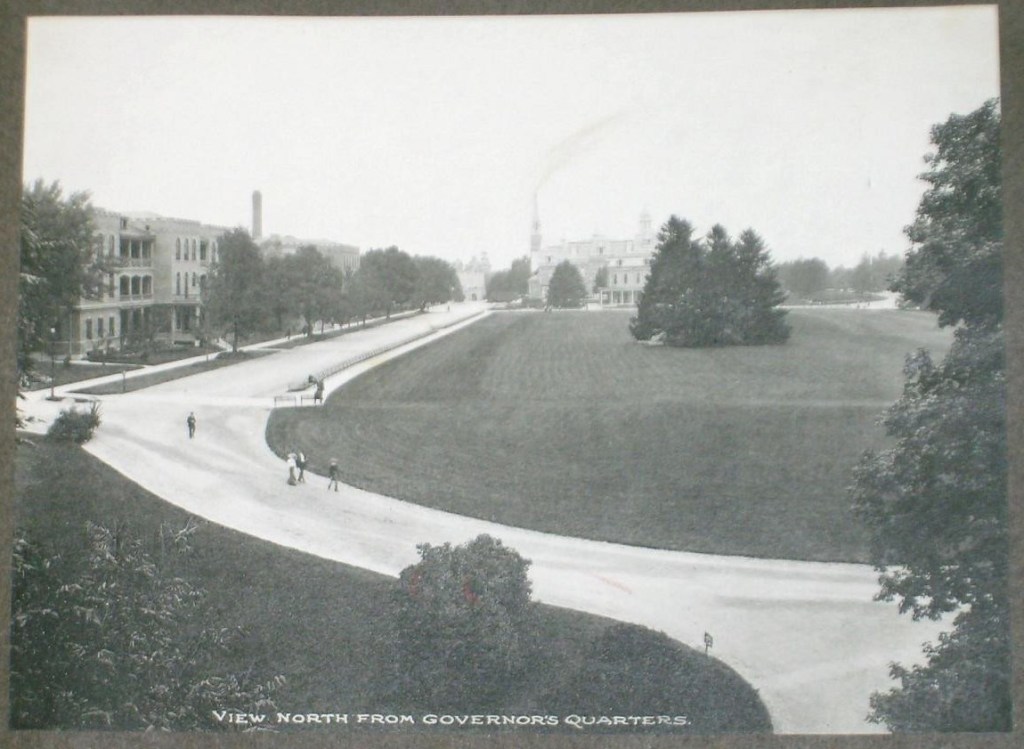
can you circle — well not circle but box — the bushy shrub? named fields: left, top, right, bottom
left=46, top=402, right=101, bottom=443
left=383, top=534, right=537, bottom=709
left=10, top=522, right=286, bottom=730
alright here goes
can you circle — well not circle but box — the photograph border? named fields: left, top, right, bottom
left=0, top=1, right=1020, bottom=747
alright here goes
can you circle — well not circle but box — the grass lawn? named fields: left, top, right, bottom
left=22, top=361, right=141, bottom=391
left=267, top=308, right=953, bottom=563
left=12, top=440, right=769, bottom=732
left=74, top=350, right=274, bottom=395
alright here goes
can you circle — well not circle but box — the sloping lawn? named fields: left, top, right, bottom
left=267, top=309, right=953, bottom=562
left=12, top=440, right=770, bottom=732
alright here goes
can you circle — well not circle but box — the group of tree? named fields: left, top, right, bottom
left=203, top=236, right=463, bottom=350
left=485, top=256, right=531, bottom=302
left=18, top=180, right=107, bottom=378
left=776, top=251, right=904, bottom=300
left=10, top=520, right=284, bottom=729
left=630, top=220, right=789, bottom=347
left=850, top=98, right=1008, bottom=731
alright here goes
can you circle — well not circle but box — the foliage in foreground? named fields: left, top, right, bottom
left=10, top=521, right=285, bottom=730
left=631, top=220, right=789, bottom=347
left=383, top=534, right=538, bottom=709
left=46, top=402, right=101, bottom=444
left=851, top=98, right=1008, bottom=732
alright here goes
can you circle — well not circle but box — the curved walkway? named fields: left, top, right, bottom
left=20, top=302, right=946, bottom=734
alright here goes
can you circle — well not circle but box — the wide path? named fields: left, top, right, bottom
left=22, top=303, right=946, bottom=734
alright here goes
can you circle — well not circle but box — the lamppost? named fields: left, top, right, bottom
left=48, top=326, right=56, bottom=400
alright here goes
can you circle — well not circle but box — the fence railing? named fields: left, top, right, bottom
left=278, top=310, right=486, bottom=404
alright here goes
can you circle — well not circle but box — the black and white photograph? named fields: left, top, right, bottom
left=3, top=1, right=1016, bottom=742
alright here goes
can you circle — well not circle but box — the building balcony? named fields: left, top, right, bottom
left=110, top=256, right=154, bottom=268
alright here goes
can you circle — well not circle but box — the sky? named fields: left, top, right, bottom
left=23, top=7, right=1000, bottom=271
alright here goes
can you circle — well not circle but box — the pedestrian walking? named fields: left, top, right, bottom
left=314, top=380, right=324, bottom=405
left=328, top=458, right=339, bottom=491
left=186, top=412, right=197, bottom=439
left=286, top=452, right=297, bottom=486
left=296, top=450, right=307, bottom=483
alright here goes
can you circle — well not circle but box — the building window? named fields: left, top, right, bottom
left=200, top=241, right=207, bottom=261
left=192, top=240, right=197, bottom=260
left=192, top=272, right=197, bottom=287
left=85, top=320, right=92, bottom=340
left=109, top=317, right=115, bottom=337
left=108, top=235, right=115, bottom=254
left=613, top=274, right=618, bottom=285
left=119, top=276, right=129, bottom=296
left=176, top=273, right=181, bottom=295
left=176, top=238, right=181, bottom=260
left=97, top=318, right=104, bottom=338
left=120, top=217, right=127, bottom=229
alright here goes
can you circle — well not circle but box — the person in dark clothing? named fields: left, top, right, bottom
left=186, top=412, right=196, bottom=439
left=314, top=380, right=325, bottom=405
left=296, top=450, right=307, bottom=483
left=328, top=458, right=339, bottom=491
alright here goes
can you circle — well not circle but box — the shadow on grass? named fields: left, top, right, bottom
left=11, top=439, right=772, bottom=733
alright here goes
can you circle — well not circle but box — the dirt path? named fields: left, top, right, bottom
left=22, top=303, right=946, bottom=734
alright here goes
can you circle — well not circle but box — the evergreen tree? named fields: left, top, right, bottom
left=734, top=229, right=790, bottom=343
left=630, top=216, right=788, bottom=346
left=546, top=260, right=587, bottom=308
left=630, top=216, right=699, bottom=340
left=851, top=99, right=1008, bottom=732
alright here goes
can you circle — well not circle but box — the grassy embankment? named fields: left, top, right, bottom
left=267, top=308, right=953, bottom=563
left=13, top=440, right=770, bottom=732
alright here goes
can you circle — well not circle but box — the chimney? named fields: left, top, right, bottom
left=252, top=190, right=263, bottom=240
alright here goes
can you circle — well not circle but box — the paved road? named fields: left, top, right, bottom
left=22, top=302, right=946, bottom=734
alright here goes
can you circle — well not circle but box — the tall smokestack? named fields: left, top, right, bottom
left=252, top=190, right=263, bottom=240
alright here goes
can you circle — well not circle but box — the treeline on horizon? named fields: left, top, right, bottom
left=483, top=249, right=904, bottom=303
left=204, top=229, right=464, bottom=351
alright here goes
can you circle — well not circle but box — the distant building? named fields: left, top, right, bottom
left=458, top=271, right=486, bottom=301
left=454, top=253, right=490, bottom=301
left=260, top=234, right=360, bottom=273
left=528, top=210, right=657, bottom=306
left=253, top=192, right=359, bottom=272
left=62, top=191, right=361, bottom=357
left=69, top=210, right=228, bottom=356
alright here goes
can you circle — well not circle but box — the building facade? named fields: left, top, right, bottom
left=69, top=211, right=227, bottom=357
left=259, top=234, right=361, bottom=273
left=528, top=210, right=657, bottom=306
